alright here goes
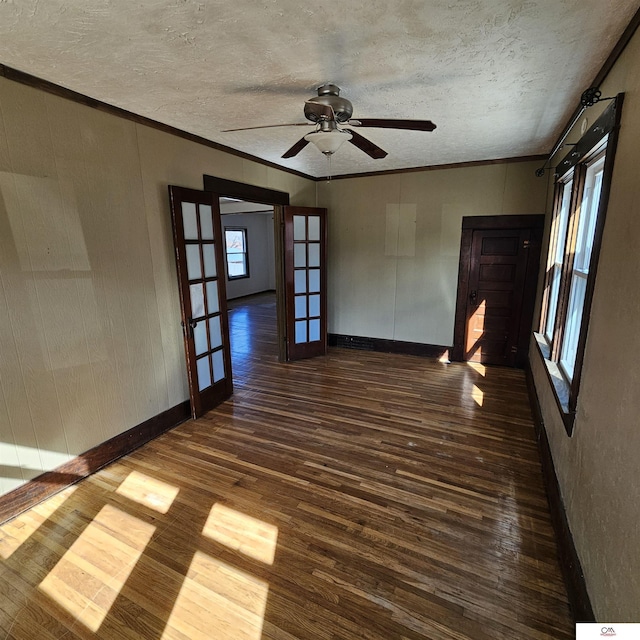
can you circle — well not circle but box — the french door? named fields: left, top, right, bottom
left=283, top=206, right=328, bottom=361
left=168, top=186, right=233, bottom=418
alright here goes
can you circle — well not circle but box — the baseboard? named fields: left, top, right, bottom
left=525, top=364, right=595, bottom=622
left=0, top=400, right=191, bottom=525
left=328, top=333, right=450, bottom=359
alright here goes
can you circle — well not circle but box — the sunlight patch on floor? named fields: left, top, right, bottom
left=0, top=485, right=78, bottom=559
left=38, top=504, right=155, bottom=632
left=116, top=469, right=179, bottom=514
left=471, top=384, right=484, bottom=406
left=203, top=503, right=279, bottom=565
left=466, top=361, right=486, bottom=376
left=164, top=551, right=269, bottom=640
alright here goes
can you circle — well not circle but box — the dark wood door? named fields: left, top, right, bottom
left=168, top=186, right=233, bottom=417
left=465, top=229, right=530, bottom=366
left=283, top=206, right=327, bottom=361
left=453, top=216, right=544, bottom=368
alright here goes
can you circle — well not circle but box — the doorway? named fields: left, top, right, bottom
left=203, top=175, right=290, bottom=363
left=452, top=215, right=544, bottom=367
left=169, top=176, right=329, bottom=418
left=203, top=175, right=328, bottom=365
left=219, top=196, right=279, bottom=384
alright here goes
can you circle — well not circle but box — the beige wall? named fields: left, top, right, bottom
left=0, top=77, right=314, bottom=496
left=318, top=161, right=547, bottom=345
left=530, top=28, right=640, bottom=620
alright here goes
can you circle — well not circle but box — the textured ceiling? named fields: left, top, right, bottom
left=0, top=0, right=638, bottom=178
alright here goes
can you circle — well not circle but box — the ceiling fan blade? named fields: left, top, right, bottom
left=349, top=118, right=437, bottom=132
left=347, top=129, right=388, bottom=159
left=282, top=136, right=311, bottom=158
left=222, top=123, right=310, bottom=132
left=304, top=101, right=336, bottom=121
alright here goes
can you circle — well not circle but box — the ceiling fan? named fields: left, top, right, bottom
left=223, top=83, right=436, bottom=159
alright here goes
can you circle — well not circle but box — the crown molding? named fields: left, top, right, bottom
left=0, top=64, right=315, bottom=181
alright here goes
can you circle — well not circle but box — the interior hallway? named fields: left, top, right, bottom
left=0, top=293, right=573, bottom=639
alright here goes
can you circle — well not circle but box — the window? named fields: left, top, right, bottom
left=537, top=96, right=622, bottom=434
left=224, top=228, right=249, bottom=279
left=544, top=178, right=573, bottom=343
left=558, top=154, right=604, bottom=379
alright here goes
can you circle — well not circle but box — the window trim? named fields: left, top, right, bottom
left=224, top=227, right=249, bottom=280
left=550, top=164, right=587, bottom=364
left=557, top=152, right=606, bottom=381
left=536, top=94, right=624, bottom=436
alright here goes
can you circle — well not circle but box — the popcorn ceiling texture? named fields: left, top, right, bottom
left=0, top=0, right=637, bottom=177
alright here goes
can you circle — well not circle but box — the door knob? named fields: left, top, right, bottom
left=181, top=318, right=198, bottom=338
left=469, top=290, right=478, bottom=303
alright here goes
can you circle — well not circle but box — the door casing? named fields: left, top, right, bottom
left=202, top=175, right=290, bottom=361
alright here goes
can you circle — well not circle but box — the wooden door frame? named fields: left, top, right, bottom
left=451, top=214, right=545, bottom=365
left=202, top=175, right=290, bottom=361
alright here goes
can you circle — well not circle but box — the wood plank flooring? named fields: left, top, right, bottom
left=0, top=292, right=573, bottom=639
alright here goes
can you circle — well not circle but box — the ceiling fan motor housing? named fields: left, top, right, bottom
left=305, top=84, right=353, bottom=123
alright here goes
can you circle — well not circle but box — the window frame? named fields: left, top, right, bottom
left=558, top=152, right=606, bottom=381
left=536, top=95, right=623, bottom=436
left=224, top=227, right=249, bottom=280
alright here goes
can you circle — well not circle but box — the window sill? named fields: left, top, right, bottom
left=533, top=333, right=575, bottom=436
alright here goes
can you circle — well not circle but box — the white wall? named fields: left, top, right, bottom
left=318, top=161, right=547, bottom=345
left=530, top=26, right=640, bottom=621
left=222, top=212, right=275, bottom=299
left=0, top=76, right=315, bottom=497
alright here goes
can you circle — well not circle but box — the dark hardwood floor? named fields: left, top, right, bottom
left=0, top=292, right=573, bottom=639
